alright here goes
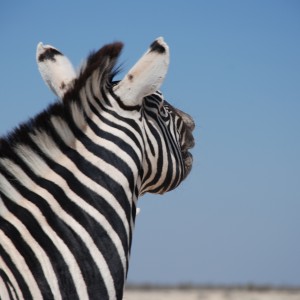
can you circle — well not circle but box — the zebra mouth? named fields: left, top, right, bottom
left=176, top=110, right=195, bottom=180
left=182, top=150, right=193, bottom=179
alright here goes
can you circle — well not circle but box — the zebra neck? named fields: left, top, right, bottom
left=0, top=106, right=139, bottom=298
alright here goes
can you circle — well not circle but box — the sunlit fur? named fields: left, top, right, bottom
left=0, top=38, right=194, bottom=299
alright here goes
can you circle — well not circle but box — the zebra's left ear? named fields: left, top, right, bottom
left=36, top=43, right=76, bottom=99
left=113, top=37, right=169, bottom=106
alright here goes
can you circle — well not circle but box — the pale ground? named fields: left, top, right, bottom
left=124, top=288, right=300, bottom=300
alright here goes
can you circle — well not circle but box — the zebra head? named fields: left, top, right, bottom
left=36, top=37, right=194, bottom=196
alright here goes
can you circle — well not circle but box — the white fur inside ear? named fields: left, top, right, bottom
left=36, top=42, right=76, bottom=99
left=113, top=37, right=169, bottom=106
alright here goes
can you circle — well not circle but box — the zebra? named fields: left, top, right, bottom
left=0, top=37, right=195, bottom=299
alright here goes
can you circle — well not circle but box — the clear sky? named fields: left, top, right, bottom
left=1, top=0, right=300, bottom=287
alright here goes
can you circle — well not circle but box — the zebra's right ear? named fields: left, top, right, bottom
left=113, top=37, right=169, bottom=106
left=36, top=43, right=76, bottom=99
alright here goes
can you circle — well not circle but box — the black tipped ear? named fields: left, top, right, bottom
left=36, top=43, right=76, bottom=99
left=149, top=40, right=167, bottom=54
left=37, top=47, right=62, bottom=62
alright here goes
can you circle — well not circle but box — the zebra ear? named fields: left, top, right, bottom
left=36, top=43, right=76, bottom=99
left=113, top=37, right=169, bottom=106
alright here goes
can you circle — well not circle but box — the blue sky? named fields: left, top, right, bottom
left=1, top=1, right=300, bottom=287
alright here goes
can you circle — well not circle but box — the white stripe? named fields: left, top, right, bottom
left=0, top=170, right=90, bottom=299
left=0, top=200, right=62, bottom=300
left=0, top=230, right=43, bottom=299
left=0, top=256, right=24, bottom=300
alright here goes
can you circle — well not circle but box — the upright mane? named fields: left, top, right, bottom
left=63, top=42, right=123, bottom=102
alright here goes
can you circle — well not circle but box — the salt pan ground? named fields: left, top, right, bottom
left=124, top=286, right=300, bottom=300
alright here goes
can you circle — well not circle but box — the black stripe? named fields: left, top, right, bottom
left=145, top=94, right=163, bottom=107
left=141, top=152, right=153, bottom=191
left=0, top=215, right=54, bottom=299
left=0, top=243, right=32, bottom=300
left=0, top=191, right=80, bottom=300
left=0, top=268, right=20, bottom=300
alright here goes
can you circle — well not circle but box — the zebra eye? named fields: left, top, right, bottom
left=159, top=104, right=169, bottom=119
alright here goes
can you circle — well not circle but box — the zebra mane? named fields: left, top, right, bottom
left=63, top=42, right=123, bottom=102
left=0, top=42, right=124, bottom=159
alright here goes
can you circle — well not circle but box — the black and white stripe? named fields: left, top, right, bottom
left=0, top=37, right=194, bottom=299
